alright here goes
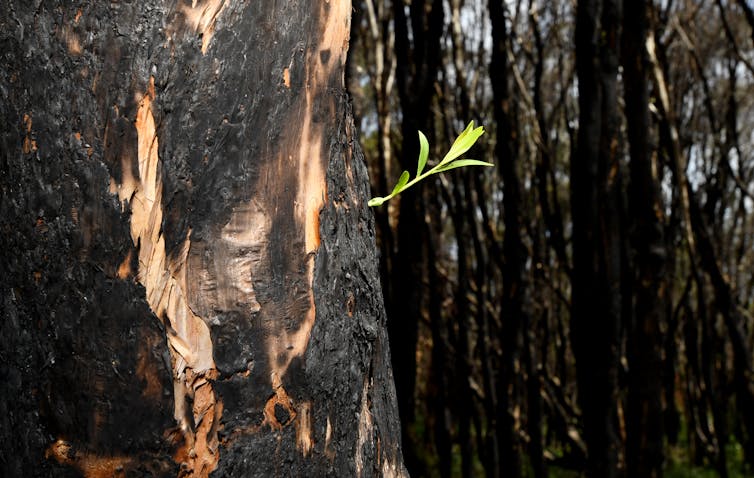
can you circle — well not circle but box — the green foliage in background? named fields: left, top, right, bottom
left=368, top=121, right=491, bottom=207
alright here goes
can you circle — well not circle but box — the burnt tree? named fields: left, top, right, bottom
left=570, top=1, right=623, bottom=477
left=621, top=1, right=666, bottom=475
left=0, top=1, right=406, bottom=477
left=389, top=0, right=444, bottom=474
left=489, top=1, right=527, bottom=477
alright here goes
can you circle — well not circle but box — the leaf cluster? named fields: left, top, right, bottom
left=368, top=121, right=491, bottom=207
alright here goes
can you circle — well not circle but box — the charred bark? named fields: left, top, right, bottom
left=0, top=1, right=406, bottom=477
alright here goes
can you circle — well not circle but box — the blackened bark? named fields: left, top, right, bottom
left=489, top=2, right=526, bottom=476
left=0, top=1, right=406, bottom=477
left=621, top=1, right=666, bottom=475
left=351, top=0, right=395, bottom=319
left=571, top=1, right=623, bottom=477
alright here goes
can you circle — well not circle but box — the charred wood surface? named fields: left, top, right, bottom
left=0, top=1, right=405, bottom=477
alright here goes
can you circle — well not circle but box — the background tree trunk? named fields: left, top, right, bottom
left=621, top=1, right=666, bottom=475
left=0, top=1, right=406, bottom=477
left=488, top=2, right=526, bottom=476
left=571, top=1, right=623, bottom=476
left=389, top=0, right=444, bottom=474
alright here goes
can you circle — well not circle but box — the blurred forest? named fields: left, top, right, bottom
left=346, top=0, right=754, bottom=477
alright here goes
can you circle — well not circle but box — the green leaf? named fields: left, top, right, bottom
left=434, top=159, right=494, bottom=173
left=441, top=122, right=485, bottom=165
left=417, top=131, right=429, bottom=176
left=367, top=120, right=490, bottom=207
left=391, top=170, right=410, bottom=195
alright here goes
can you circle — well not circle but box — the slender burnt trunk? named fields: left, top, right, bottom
left=0, top=1, right=406, bottom=477
left=489, top=2, right=527, bottom=476
left=450, top=176, right=476, bottom=478
left=426, top=192, right=453, bottom=478
left=390, top=0, right=444, bottom=473
left=622, top=1, right=666, bottom=475
left=570, top=1, right=623, bottom=476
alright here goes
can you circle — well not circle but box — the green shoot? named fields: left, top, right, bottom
left=368, top=121, right=491, bottom=207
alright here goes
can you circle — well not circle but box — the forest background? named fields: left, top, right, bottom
left=346, top=0, right=754, bottom=477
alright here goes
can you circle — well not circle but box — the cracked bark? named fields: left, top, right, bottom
left=0, top=1, right=406, bottom=477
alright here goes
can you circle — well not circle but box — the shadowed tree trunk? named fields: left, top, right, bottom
left=622, top=1, right=666, bottom=475
left=425, top=191, right=453, bottom=478
left=0, top=1, right=406, bottom=477
left=489, top=2, right=527, bottom=477
left=570, top=1, right=623, bottom=477
left=390, top=0, right=444, bottom=473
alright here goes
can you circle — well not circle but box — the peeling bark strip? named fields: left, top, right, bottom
left=110, top=76, right=221, bottom=476
left=45, top=439, right=134, bottom=478
left=166, top=0, right=227, bottom=54
left=1, top=1, right=406, bottom=476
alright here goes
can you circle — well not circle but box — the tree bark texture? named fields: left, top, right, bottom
left=0, top=1, right=406, bottom=477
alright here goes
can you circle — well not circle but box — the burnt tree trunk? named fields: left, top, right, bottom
left=570, top=1, right=623, bottom=477
left=621, top=1, right=666, bottom=475
left=0, top=1, right=406, bottom=477
left=488, top=2, right=526, bottom=477
left=390, top=0, right=444, bottom=474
